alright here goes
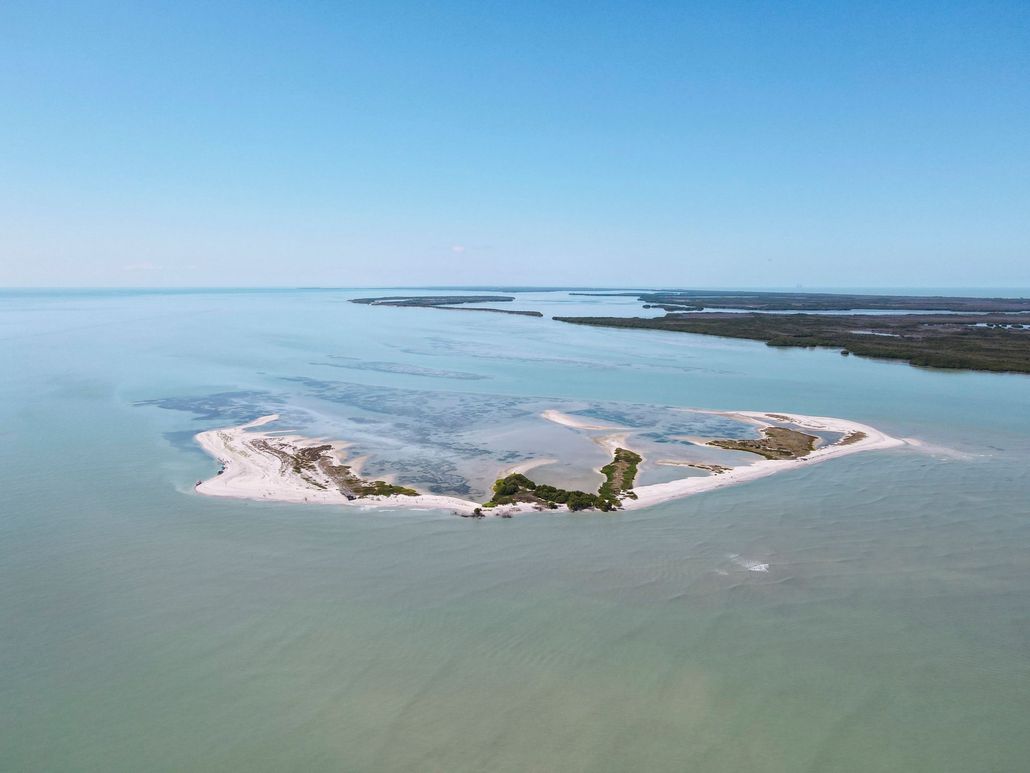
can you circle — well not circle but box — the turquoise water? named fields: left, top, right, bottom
left=2, top=288, right=1029, bottom=772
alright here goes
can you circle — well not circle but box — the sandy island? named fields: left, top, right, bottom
left=620, top=411, right=905, bottom=510
left=194, top=410, right=906, bottom=516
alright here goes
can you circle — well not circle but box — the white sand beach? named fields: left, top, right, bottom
left=621, top=411, right=906, bottom=510
left=195, top=415, right=493, bottom=515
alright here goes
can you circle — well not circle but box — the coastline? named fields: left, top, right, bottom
left=621, top=411, right=905, bottom=510
left=193, top=410, right=905, bottom=516
left=194, top=415, right=542, bottom=516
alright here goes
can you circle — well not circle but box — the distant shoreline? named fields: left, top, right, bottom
left=554, top=313, right=1030, bottom=374
left=351, top=294, right=543, bottom=317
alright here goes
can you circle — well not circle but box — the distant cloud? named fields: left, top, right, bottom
left=451, top=244, right=466, bottom=254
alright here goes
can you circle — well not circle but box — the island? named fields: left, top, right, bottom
left=352, top=295, right=543, bottom=317
left=484, top=448, right=642, bottom=512
left=194, top=410, right=905, bottom=517
left=555, top=312, right=1030, bottom=373
left=708, top=426, right=818, bottom=460
left=570, top=290, right=1030, bottom=313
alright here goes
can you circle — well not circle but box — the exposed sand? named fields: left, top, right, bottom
left=621, top=411, right=906, bottom=510
left=195, top=415, right=508, bottom=515
left=194, top=410, right=905, bottom=517
left=499, top=457, right=558, bottom=477
left=540, top=409, right=621, bottom=431
left=594, top=432, right=631, bottom=456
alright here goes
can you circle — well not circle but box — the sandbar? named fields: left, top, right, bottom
left=621, top=411, right=905, bottom=510
left=193, top=410, right=905, bottom=517
left=540, top=409, right=621, bottom=431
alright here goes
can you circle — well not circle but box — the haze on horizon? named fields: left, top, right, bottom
left=1, top=1, right=1028, bottom=289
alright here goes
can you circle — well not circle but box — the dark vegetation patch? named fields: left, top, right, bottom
left=485, top=473, right=613, bottom=511
left=352, top=295, right=542, bottom=317
left=485, top=447, right=642, bottom=511
left=643, top=303, right=704, bottom=311
left=838, top=431, right=867, bottom=446
left=570, top=290, right=1030, bottom=312
left=598, top=448, right=642, bottom=501
left=432, top=306, right=543, bottom=317
left=554, top=313, right=1030, bottom=374
left=686, top=462, right=732, bottom=473
left=352, top=295, right=516, bottom=306
left=708, top=427, right=818, bottom=460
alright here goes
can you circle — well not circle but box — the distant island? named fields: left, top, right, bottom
left=352, top=295, right=543, bottom=317
left=570, top=290, right=1030, bottom=313
left=556, top=290, right=1030, bottom=374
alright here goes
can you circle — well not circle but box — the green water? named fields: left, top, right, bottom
left=2, top=289, right=1028, bottom=771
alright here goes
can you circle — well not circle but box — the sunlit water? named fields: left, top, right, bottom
left=2, top=288, right=1028, bottom=772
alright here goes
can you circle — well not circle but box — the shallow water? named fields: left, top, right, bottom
left=2, top=288, right=1029, bottom=772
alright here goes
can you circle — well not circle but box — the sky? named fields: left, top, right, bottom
left=1, top=0, right=1028, bottom=288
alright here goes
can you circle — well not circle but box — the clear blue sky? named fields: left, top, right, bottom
left=1, top=1, right=1028, bottom=288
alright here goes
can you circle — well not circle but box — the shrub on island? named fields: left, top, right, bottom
left=484, top=447, right=643, bottom=512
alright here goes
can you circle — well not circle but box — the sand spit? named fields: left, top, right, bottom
left=194, top=415, right=515, bottom=516
left=540, top=409, right=621, bottom=431
left=621, top=411, right=906, bottom=510
left=194, top=410, right=905, bottom=517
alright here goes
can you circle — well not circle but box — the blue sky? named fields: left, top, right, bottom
left=1, top=1, right=1028, bottom=287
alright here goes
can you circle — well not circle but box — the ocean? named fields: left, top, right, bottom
left=2, top=288, right=1028, bottom=772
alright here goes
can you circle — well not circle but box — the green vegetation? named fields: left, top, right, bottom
left=485, top=472, right=611, bottom=511
left=320, top=459, right=418, bottom=497
left=354, top=480, right=419, bottom=497
left=554, top=313, right=1030, bottom=374
left=352, top=295, right=516, bottom=306
left=252, top=439, right=418, bottom=498
left=643, top=303, right=703, bottom=311
left=485, top=448, right=642, bottom=512
left=598, top=448, right=642, bottom=500
left=708, top=427, right=817, bottom=460
left=434, top=306, right=543, bottom=317
left=838, top=431, right=867, bottom=446
left=570, top=290, right=1030, bottom=313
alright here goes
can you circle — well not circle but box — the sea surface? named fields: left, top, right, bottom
left=2, top=288, right=1029, bottom=772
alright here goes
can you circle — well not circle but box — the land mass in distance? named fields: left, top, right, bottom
left=352, top=295, right=543, bottom=317
left=570, top=290, right=1030, bottom=313
left=555, top=311, right=1030, bottom=373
